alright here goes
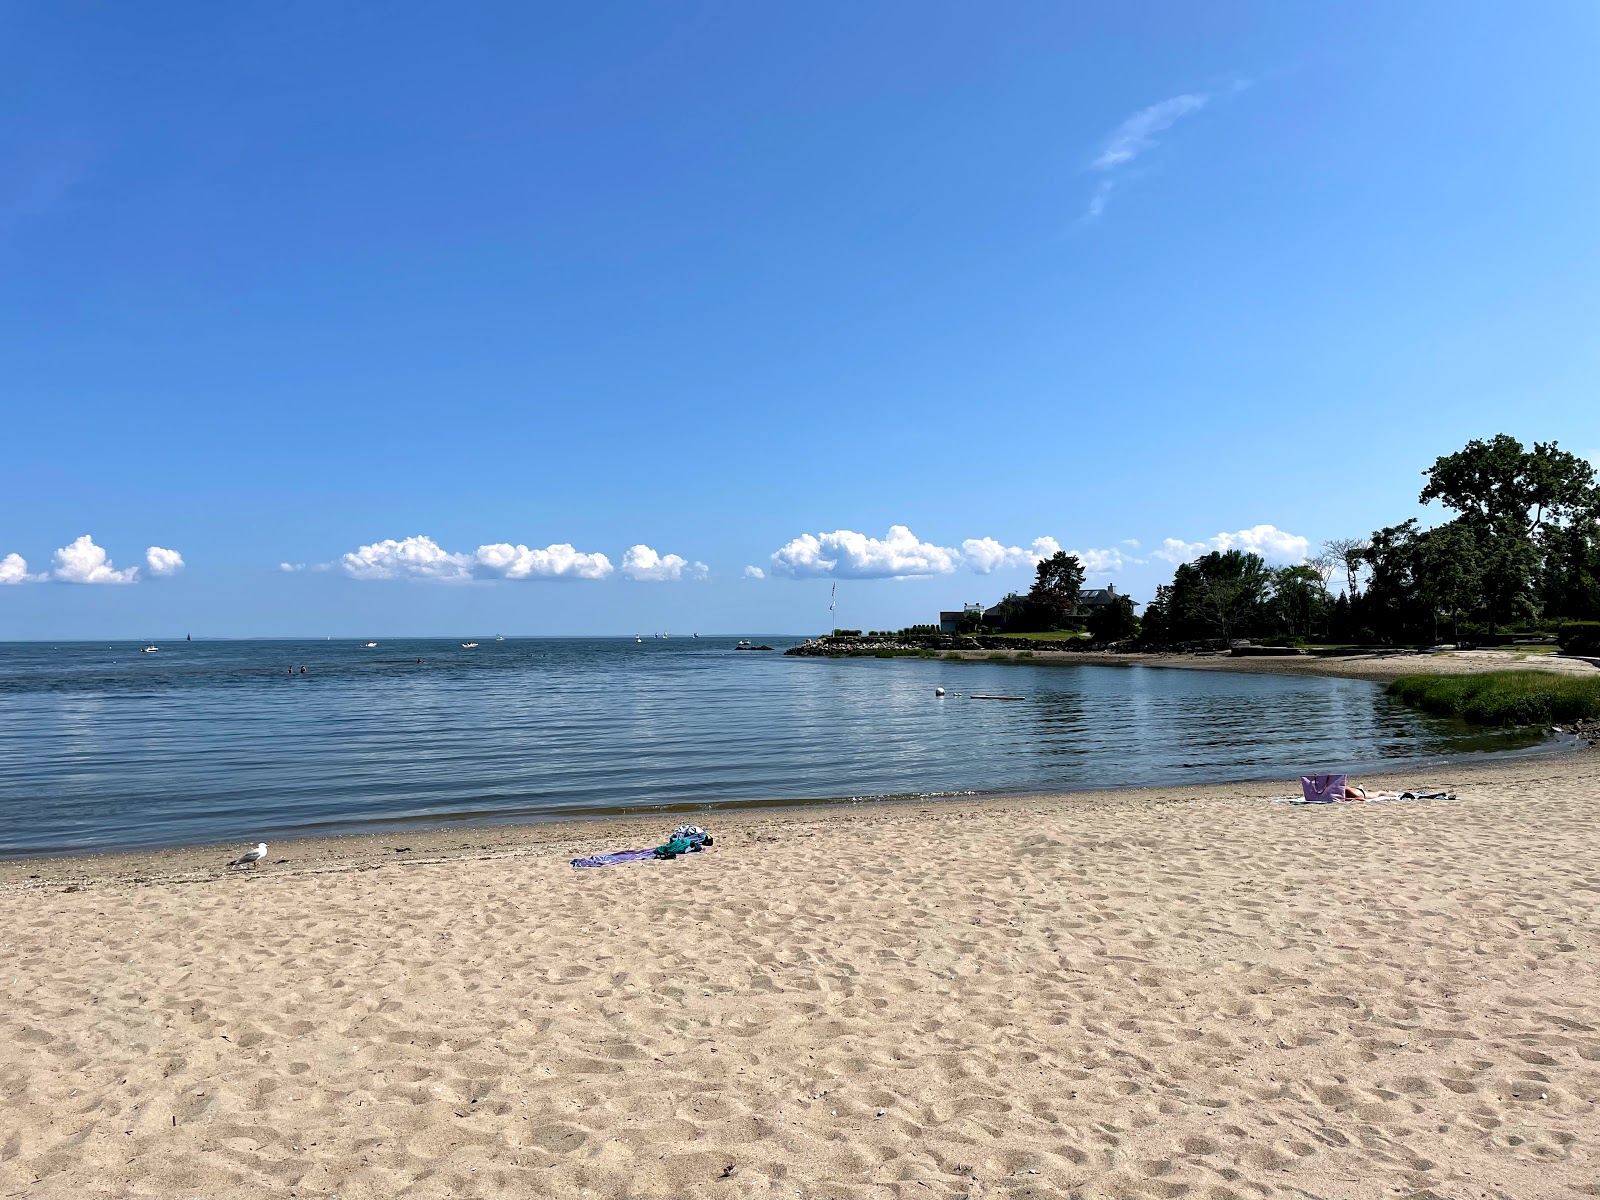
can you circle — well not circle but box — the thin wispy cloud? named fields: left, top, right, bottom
left=1080, top=80, right=1245, bottom=222
left=1091, top=93, right=1209, bottom=172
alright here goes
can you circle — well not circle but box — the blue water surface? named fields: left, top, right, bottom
left=0, top=638, right=1547, bottom=856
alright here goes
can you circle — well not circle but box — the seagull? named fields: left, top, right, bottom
left=228, top=842, right=268, bottom=869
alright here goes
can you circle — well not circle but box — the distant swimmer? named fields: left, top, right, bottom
left=299, top=666, right=306, bottom=674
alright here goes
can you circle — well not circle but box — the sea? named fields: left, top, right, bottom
left=0, top=637, right=1553, bottom=858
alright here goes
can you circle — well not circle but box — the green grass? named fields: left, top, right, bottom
left=999, top=630, right=1088, bottom=642
left=986, top=652, right=1011, bottom=662
left=1387, top=671, right=1600, bottom=727
left=942, top=651, right=964, bottom=661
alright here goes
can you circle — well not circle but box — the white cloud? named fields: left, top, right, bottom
left=743, top=565, right=766, bottom=580
left=0, top=553, right=37, bottom=585
left=620, top=545, right=707, bottom=582
left=1082, top=179, right=1114, bottom=221
left=146, top=546, right=184, bottom=576
left=960, top=536, right=1061, bottom=574
left=1081, top=85, right=1244, bottom=220
left=1072, top=547, right=1128, bottom=574
left=474, top=542, right=613, bottom=580
left=51, top=535, right=139, bottom=584
left=341, top=535, right=474, bottom=582
left=1092, top=93, right=1209, bottom=171
left=771, top=525, right=961, bottom=579
left=1152, top=524, right=1310, bottom=565
left=279, top=562, right=305, bottom=572
left=1122, top=538, right=1141, bottom=548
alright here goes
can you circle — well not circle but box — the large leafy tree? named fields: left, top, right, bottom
left=1171, top=550, right=1271, bottom=646
left=1022, top=551, right=1086, bottom=630
left=1411, top=520, right=1483, bottom=643
left=1420, top=435, right=1599, bottom=535
left=1268, top=564, right=1329, bottom=640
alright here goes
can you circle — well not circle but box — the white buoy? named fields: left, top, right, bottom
left=935, top=687, right=945, bottom=697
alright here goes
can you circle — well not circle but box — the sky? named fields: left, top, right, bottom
left=3, top=1, right=1598, bottom=638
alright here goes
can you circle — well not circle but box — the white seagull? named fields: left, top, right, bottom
left=228, top=842, right=268, bottom=869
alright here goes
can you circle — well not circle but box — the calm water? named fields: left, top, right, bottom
left=0, top=638, right=1550, bottom=857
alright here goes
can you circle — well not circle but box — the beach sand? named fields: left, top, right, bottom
left=4, top=750, right=1599, bottom=1198
left=962, top=645, right=1600, bottom=683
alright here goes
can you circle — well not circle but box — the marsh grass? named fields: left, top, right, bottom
left=1387, top=671, right=1600, bottom=726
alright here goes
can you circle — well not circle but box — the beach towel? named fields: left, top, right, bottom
left=570, top=826, right=715, bottom=867
left=1271, top=790, right=1456, bottom=805
left=570, top=848, right=659, bottom=868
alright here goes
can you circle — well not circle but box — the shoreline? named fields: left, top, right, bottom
left=797, top=640, right=1600, bottom=683
left=5, top=646, right=1593, bottom=869
left=5, top=742, right=1591, bottom=886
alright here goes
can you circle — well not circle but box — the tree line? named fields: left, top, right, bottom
left=1139, top=435, right=1600, bottom=647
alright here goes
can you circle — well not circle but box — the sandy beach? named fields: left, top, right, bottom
left=950, top=645, right=1600, bottom=683
left=4, top=743, right=1598, bottom=1198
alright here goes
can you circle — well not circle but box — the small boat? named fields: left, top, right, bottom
left=364, top=641, right=377, bottom=648
left=495, top=635, right=505, bottom=642
left=635, top=635, right=643, bottom=643
left=461, top=642, right=479, bottom=649
left=692, top=632, right=699, bottom=638
left=141, top=644, right=159, bottom=653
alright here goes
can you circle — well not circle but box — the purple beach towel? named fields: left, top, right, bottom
left=570, top=848, right=658, bottom=868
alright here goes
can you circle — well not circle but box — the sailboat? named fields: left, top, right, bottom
left=635, top=635, right=643, bottom=643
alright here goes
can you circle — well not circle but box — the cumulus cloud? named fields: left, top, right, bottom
left=475, top=542, right=614, bottom=580
left=146, top=546, right=184, bottom=576
left=771, top=525, right=961, bottom=579
left=620, top=545, right=707, bottom=582
left=960, top=536, right=1061, bottom=574
left=1152, top=524, right=1309, bottom=565
left=334, top=535, right=615, bottom=581
left=1072, top=547, right=1129, bottom=574
left=0, top=553, right=36, bottom=585
left=51, top=535, right=139, bottom=584
left=743, top=565, right=766, bottom=580
left=341, top=535, right=474, bottom=582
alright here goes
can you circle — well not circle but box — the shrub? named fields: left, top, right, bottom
left=943, top=651, right=963, bottom=661
left=1017, top=650, right=1034, bottom=659
left=986, top=652, right=1010, bottom=662
left=1387, top=671, right=1600, bottom=726
left=1558, top=621, right=1600, bottom=656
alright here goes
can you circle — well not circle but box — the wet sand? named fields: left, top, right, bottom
left=4, top=747, right=1598, bottom=1198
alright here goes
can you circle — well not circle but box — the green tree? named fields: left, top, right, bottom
left=1138, top=585, right=1174, bottom=646
left=1086, top=593, right=1139, bottom=644
left=1171, top=550, right=1271, bottom=646
left=1411, top=520, right=1483, bottom=643
left=1021, top=551, right=1085, bottom=630
left=1268, top=564, right=1330, bottom=641
left=1420, top=435, right=1599, bottom=535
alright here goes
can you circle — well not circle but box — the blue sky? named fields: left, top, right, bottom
left=3, top=1, right=1597, bottom=637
